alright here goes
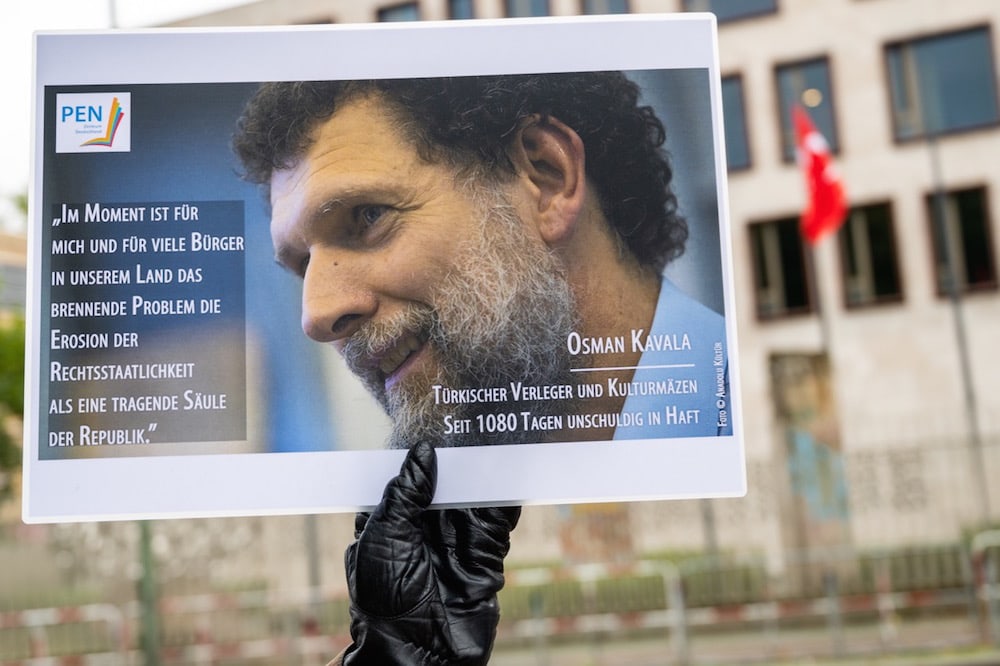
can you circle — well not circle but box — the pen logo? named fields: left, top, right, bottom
left=80, top=96, right=125, bottom=147
left=55, top=93, right=131, bottom=153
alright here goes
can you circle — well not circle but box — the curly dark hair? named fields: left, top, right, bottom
left=233, top=72, right=687, bottom=271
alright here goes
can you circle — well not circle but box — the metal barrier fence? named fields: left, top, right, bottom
left=973, top=530, right=1000, bottom=650
left=0, top=602, right=127, bottom=665
left=497, top=543, right=996, bottom=665
left=3, top=533, right=1000, bottom=665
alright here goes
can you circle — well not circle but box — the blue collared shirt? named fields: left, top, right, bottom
left=614, top=279, right=732, bottom=440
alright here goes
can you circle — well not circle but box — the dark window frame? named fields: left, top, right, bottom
left=295, top=16, right=334, bottom=24
left=836, top=201, right=905, bottom=309
left=681, top=0, right=778, bottom=24
left=448, top=0, right=475, bottom=19
left=581, top=0, right=629, bottom=13
left=883, top=24, right=1000, bottom=143
left=377, top=2, right=421, bottom=21
left=721, top=73, right=752, bottom=171
left=774, top=54, right=841, bottom=164
left=748, top=216, right=817, bottom=321
left=505, top=0, right=550, bottom=17
left=925, top=184, right=999, bottom=297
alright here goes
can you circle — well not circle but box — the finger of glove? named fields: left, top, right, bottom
left=364, top=441, right=437, bottom=543
left=476, top=505, right=522, bottom=532
left=351, top=442, right=438, bottom=618
left=465, top=506, right=520, bottom=561
left=354, top=512, right=371, bottom=539
left=432, top=505, right=519, bottom=570
left=434, top=508, right=515, bottom=599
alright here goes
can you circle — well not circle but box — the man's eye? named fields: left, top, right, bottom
left=353, top=204, right=390, bottom=228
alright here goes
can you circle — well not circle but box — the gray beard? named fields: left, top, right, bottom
left=340, top=190, right=577, bottom=448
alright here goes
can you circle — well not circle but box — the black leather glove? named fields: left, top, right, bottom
left=342, top=441, right=520, bottom=666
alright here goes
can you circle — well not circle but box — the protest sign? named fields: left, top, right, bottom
left=25, top=14, right=744, bottom=522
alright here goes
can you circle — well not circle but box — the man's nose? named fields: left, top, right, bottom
left=300, top=249, right=375, bottom=343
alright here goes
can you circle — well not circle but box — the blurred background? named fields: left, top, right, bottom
left=2, top=0, right=1000, bottom=664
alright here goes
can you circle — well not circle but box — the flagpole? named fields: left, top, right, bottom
left=792, top=104, right=849, bottom=576
left=800, top=241, right=834, bottom=369
left=807, top=242, right=833, bottom=357
left=926, top=132, right=991, bottom=524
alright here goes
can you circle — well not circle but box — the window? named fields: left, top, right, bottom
left=749, top=217, right=814, bottom=318
left=506, top=0, right=549, bottom=16
left=776, top=57, right=838, bottom=162
left=886, top=27, right=1000, bottom=140
left=582, top=0, right=628, bottom=13
left=837, top=203, right=903, bottom=307
left=449, top=0, right=475, bottom=19
left=682, top=0, right=776, bottom=23
left=927, top=187, right=997, bottom=294
left=377, top=3, right=419, bottom=21
left=721, top=75, right=751, bottom=170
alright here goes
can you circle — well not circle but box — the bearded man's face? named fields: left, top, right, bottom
left=268, top=95, right=576, bottom=448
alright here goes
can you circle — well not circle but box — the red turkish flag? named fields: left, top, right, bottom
left=793, top=104, right=847, bottom=244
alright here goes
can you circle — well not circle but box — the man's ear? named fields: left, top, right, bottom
left=509, top=115, right=587, bottom=245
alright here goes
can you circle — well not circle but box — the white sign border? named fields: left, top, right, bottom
left=26, top=14, right=745, bottom=523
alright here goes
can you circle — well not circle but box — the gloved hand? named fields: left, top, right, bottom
left=342, top=441, right=520, bottom=666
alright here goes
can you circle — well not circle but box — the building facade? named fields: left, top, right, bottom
left=166, top=0, right=1000, bottom=569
